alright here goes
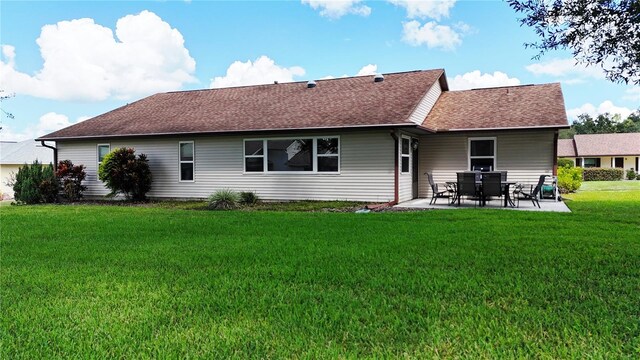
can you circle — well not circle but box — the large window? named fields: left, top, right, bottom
left=243, top=137, right=340, bottom=173
left=401, top=137, right=410, bottom=173
left=97, top=144, right=110, bottom=166
left=583, top=158, right=601, bottom=168
left=179, top=141, right=194, bottom=181
left=469, top=137, right=496, bottom=171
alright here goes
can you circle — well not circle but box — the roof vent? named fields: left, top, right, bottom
left=374, top=74, right=384, bottom=83
left=307, top=80, right=317, bottom=88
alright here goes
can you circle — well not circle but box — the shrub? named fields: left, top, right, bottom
left=557, top=166, right=583, bottom=193
left=208, top=189, right=239, bottom=210
left=583, top=168, right=624, bottom=181
left=56, top=160, right=87, bottom=201
left=557, top=158, right=574, bottom=168
left=98, top=147, right=152, bottom=201
left=12, top=160, right=58, bottom=204
left=239, top=191, right=260, bottom=205
left=626, top=169, right=637, bottom=180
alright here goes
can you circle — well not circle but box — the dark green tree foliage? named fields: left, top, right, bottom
left=56, top=160, right=87, bottom=201
left=509, top=0, right=640, bottom=84
left=12, top=160, right=58, bottom=204
left=559, top=111, right=640, bottom=138
left=98, top=147, right=152, bottom=201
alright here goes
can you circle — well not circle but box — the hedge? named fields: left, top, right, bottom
left=582, top=168, right=624, bottom=181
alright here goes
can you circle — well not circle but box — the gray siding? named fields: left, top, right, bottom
left=418, top=130, right=556, bottom=197
left=58, top=130, right=396, bottom=202
left=407, top=82, right=442, bottom=125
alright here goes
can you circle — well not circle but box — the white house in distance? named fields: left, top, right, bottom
left=558, top=133, right=640, bottom=171
left=0, top=140, right=54, bottom=199
left=37, top=69, right=569, bottom=203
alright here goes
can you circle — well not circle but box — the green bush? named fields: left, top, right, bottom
left=557, top=158, right=574, bottom=168
left=583, top=168, right=624, bottom=181
left=557, top=166, right=583, bottom=193
left=12, top=160, right=58, bottom=204
left=56, top=160, right=87, bottom=201
left=98, top=147, right=152, bottom=201
left=208, top=189, right=239, bottom=210
left=626, top=169, right=637, bottom=180
left=239, top=191, right=260, bottom=205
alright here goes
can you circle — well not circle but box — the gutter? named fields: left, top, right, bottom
left=40, top=141, right=58, bottom=170
left=389, top=130, right=399, bottom=205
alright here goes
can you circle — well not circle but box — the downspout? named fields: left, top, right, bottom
left=40, top=141, right=58, bottom=170
left=552, top=130, right=558, bottom=176
left=390, top=130, right=399, bottom=205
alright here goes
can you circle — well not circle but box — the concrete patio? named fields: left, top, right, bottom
left=396, top=197, right=571, bottom=212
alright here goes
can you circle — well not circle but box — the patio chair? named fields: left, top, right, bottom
left=515, top=175, right=547, bottom=208
left=426, top=172, right=453, bottom=205
left=456, top=172, right=480, bottom=206
left=481, top=172, right=502, bottom=206
left=500, top=171, right=507, bottom=182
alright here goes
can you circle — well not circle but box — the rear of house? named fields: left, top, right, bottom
left=38, top=69, right=568, bottom=203
left=558, top=133, right=640, bottom=172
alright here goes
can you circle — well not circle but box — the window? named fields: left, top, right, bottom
left=401, top=137, right=410, bottom=173
left=97, top=144, right=110, bottom=166
left=583, top=158, right=600, bottom=168
left=179, top=141, right=194, bottom=181
left=243, top=137, right=340, bottom=173
left=469, top=138, right=496, bottom=171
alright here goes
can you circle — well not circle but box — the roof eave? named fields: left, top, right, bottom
left=436, top=124, right=570, bottom=132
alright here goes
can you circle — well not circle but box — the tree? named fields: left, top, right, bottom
left=12, top=160, right=58, bottom=204
left=56, top=160, right=87, bottom=201
left=560, top=110, right=640, bottom=138
left=98, top=147, right=152, bottom=201
left=508, top=0, right=640, bottom=84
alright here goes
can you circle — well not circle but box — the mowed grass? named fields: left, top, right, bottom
left=1, top=188, right=639, bottom=358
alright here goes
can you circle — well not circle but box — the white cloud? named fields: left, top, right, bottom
left=449, top=70, right=521, bottom=90
left=623, top=86, right=640, bottom=102
left=210, top=56, right=305, bottom=88
left=0, top=11, right=196, bottom=101
left=356, top=64, right=378, bottom=76
left=388, top=0, right=456, bottom=20
left=301, top=0, right=371, bottom=18
left=566, top=101, right=634, bottom=120
left=525, top=58, right=605, bottom=83
left=401, top=20, right=461, bottom=50
left=0, top=112, right=89, bottom=141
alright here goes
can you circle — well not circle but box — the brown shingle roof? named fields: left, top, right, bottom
left=423, top=83, right=568, bottom=131
left=38, top=70, right=444, bottom=140
left=573, top=133, right=640, bottom=156
left=557, top=139, right=577, bottom=157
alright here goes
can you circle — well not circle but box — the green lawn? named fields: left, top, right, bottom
left=1, top=186, right=639, bottom=358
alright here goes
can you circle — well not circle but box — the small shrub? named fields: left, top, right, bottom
left=12, top=160, right=58, bottom=204
left=583, top=168, right=624, bottom=181
left=98, top=148, right=152, bottom=201
left=626, top=169, right=637, bottom=180
left=557, top=166, right=583, bottom=193
left=557, top=158, right=574, bottom=168
left=208, top=189, right=239, bottom=210
left=56, top=160, right=87, bottom=201
left=239, top=191, right=260, bottom=205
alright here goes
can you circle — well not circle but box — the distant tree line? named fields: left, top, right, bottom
left=560, top=110, right=640, bottom=139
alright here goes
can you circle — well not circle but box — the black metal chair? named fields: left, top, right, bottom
left=500, top=171, right=507, bottom=182
left=426, top=172, right=452, bottom=205
left=456, top=172, right=480, bottom=206
left=516, top=175, right=547, bottom=208
left=481, top=172, right=502, bottom=206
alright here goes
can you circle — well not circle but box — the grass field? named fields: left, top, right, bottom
left=1, top=182, right=639, bottom=358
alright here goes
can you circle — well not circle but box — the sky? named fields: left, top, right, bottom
left=1, top=0, right=638, bottom=142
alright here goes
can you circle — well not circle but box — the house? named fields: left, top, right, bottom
left=558, top=133, right=640, bottom=171
left=0, top=140, right=54, bottom=199
left=37, top=69, right=568, bottom=203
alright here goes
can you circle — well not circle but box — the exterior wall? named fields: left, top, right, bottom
left=418, top=129, right=556, bottom=197
left=407, top=82, right=442, bottom=125
left=57, top=130, right=396, bottom=202
left=0, top=164, right=21, bottom=199
left=561, top=156, right=639, bottom=171
left=398, top=132, right=417, bottom=202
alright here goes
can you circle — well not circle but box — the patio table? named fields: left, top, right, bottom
left=452, top=173, right=517, bottom=207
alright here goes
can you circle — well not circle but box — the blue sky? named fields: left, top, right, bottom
left=1, top=0, right=638, bottom=141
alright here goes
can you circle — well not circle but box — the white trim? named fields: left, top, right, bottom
left=178, top=141, right=195, bottom=182
left=468, top=137, right=497, bottom=171
left=242, top=136, right=341, bottom=174
left=97, top=143, right=110, bottom=167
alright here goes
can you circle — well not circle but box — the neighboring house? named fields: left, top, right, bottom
left=558, top=133, right=640, bottom=171
left=37, top=69, right=568, bottom=203
left=0, top=140, right=54, bottom=199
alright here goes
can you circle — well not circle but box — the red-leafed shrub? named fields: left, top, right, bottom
left=56, top=160, right=87, bottom=201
